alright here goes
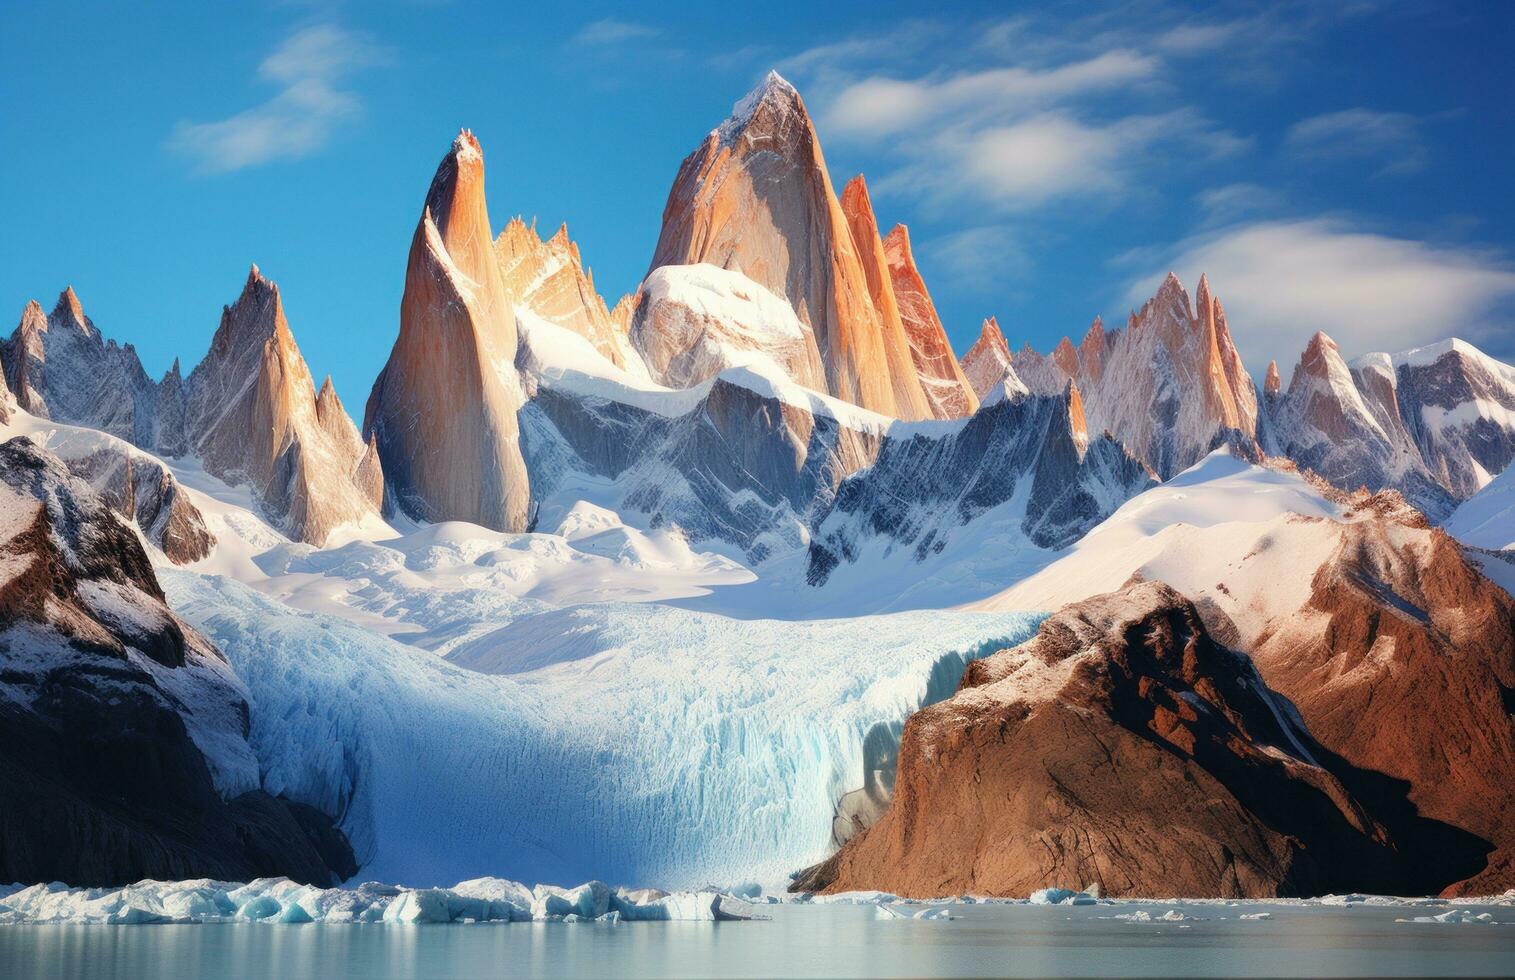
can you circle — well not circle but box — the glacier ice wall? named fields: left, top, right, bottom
left=162, top=570, right=1038, bottom=889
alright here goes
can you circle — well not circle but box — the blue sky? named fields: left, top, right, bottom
left=3, top=1, right=1513, bottom=410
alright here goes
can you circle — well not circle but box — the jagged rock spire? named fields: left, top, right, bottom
left=365, top=129, right=532, bottom=532
left=646, top=73, right=937, bottom=419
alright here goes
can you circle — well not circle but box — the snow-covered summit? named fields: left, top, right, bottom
left=718, top=69, right=800, bottom=142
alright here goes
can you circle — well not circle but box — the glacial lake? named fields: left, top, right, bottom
left=3, top=901, right=1512, bottom=978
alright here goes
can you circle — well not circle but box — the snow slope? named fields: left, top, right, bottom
left=1445, top=459, right=1515, bottom=551
left=978, top=450, right=1342, bottom=631
left=164, top=569, right=1036, bottom=889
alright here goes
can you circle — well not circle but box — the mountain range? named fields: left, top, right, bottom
left=2, top=71, right=1512, bottom=899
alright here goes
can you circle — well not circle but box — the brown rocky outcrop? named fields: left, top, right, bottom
left=183, top=266, right=381, bottom=545
left=880, top=223, right=978, bottom=418
left=646, top=72, right=935, bottom=420
left=1239, top=500, right=1515, bottom=895
left=495, top=217, right=639, bottom=371
left=801, top=582, right=1405, bottom=898
left=0, top=436, right=355, bottom=886
left=365, top=130, right=532, bottom=531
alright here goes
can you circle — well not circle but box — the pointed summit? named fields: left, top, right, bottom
left=719, top=70, right=802, bottom=143
left=53, top=286, right=87, bottom=329
left=1264, top=359, right=1281, bottom=399
left=366, top=130, right=531, bottom=532
left=961, top=316, right=1019, bottom=400
left=647, top=74, right=933, bottom=418
left=184, top=267, right=381, bottom=545
left=494, top=213, right=640, bottom=372
left=881, top=222, right=979, bottom=418
left=838, top=175, right=934, bottom=420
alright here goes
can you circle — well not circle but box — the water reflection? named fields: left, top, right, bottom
left=1, top=903, right=1511, bottom=979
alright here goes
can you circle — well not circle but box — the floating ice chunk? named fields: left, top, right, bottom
left=613, top=890, right=757, bottom=921
left=1239, top=912, right=1272, bottom=920
left=532, top=881, right=612, bottom=920
left=1113, top=909, right=1201, bottom=923
left=0, top=877, right=767, bottom=925
left=1397, top=909, right=1497, bottom=924
left=1029, top=888, right=1097, bottom=906
left=238, top=896, right=282, bottom=921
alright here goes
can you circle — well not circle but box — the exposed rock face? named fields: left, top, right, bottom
left=1238, top=498, right=1515, bottom=895
left=61, top=447, right=214, bottom=563
left=960, top=317, right=1026, bottom=400
left=495, top=217, right=642, bottom=373
left=880, top=223, right=978, bottom=418
left=1384, top=339, right=1515, bottom=499
left=985, top=467, right=1515, bottom=896
left=630, top=264, right=819, bottom=389
left=647, top=73, right=934, bottom=420
left=522, top=369, right=885, bottom=564
left=801, top=583, right=1402, bottom=898
left=1263, top=336, right=1515, bottom=517
left=0, top=437, right=354, bottom=886
left=2, top=289, right=160, bottom=447
left=806, top=386, right=1154, bottom=583
left=2, top=279, right=379, bottom=548
left=1018, top=274, right=1261, bottom=479
left=366, top=130, right=532, bottom=532
left=1262, top=332, right=1454, bottom=518
left=837, top=177, right=936, bottom=420
left=182, top=267, right=382, bottom=545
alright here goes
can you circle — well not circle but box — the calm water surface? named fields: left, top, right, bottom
left=2, top=902, right=1512, bottom=979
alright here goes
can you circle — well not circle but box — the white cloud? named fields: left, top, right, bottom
left=877, top=108, right=1245, bottom=210
left=821, top=50, right=1159, bottom=139
left=1125, top=220, right=1515, bottom=364
left=1285, top=108, right=1425, bottom=175
left=570, top=18, right=659, bottom=46
left=169, top=25, right=383, bottom=174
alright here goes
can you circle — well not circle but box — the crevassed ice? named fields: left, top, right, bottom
left=162, top=570, right=1038, bottom=890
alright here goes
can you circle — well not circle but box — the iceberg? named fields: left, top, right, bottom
left=0, top=878, right=760, bottom=925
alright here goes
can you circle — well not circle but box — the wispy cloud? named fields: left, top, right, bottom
left=1285, top=107, right=1426, bottom=175
left=169, top=25, right=384, bottom=174
left=1194, top=183, right=1285, bottom=225
left=1125, top=220, right=1515, bottom=363
left=874, top=107, right=1247, bottom=211
left=820, top=50, right=1160, bottom=140
left=570, top=18, right=659, bottom=46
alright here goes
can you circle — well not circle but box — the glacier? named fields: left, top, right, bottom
left=162, top=569, right=1037, bottom=889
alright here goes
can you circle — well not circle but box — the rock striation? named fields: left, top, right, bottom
left=365, top=130, right=532, bottom=532
left=1261, top=332, right=1454, bottom=518
left=880, top=223, right=978, bottom=418
left=0, top=436, right=355, bottom=886
left=960, top=317, right=1027, bottom=402
left=2, top=279, right=382, bottom=548
left=800, top=582, right=1404, bottom=898
left=1013, top=274, right=1260, bottom=480
left=495, top=217, right=642, bottom=373
left=646, top=73, right=936, bottom=420
left=180, top=267, right=382, bottom=545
